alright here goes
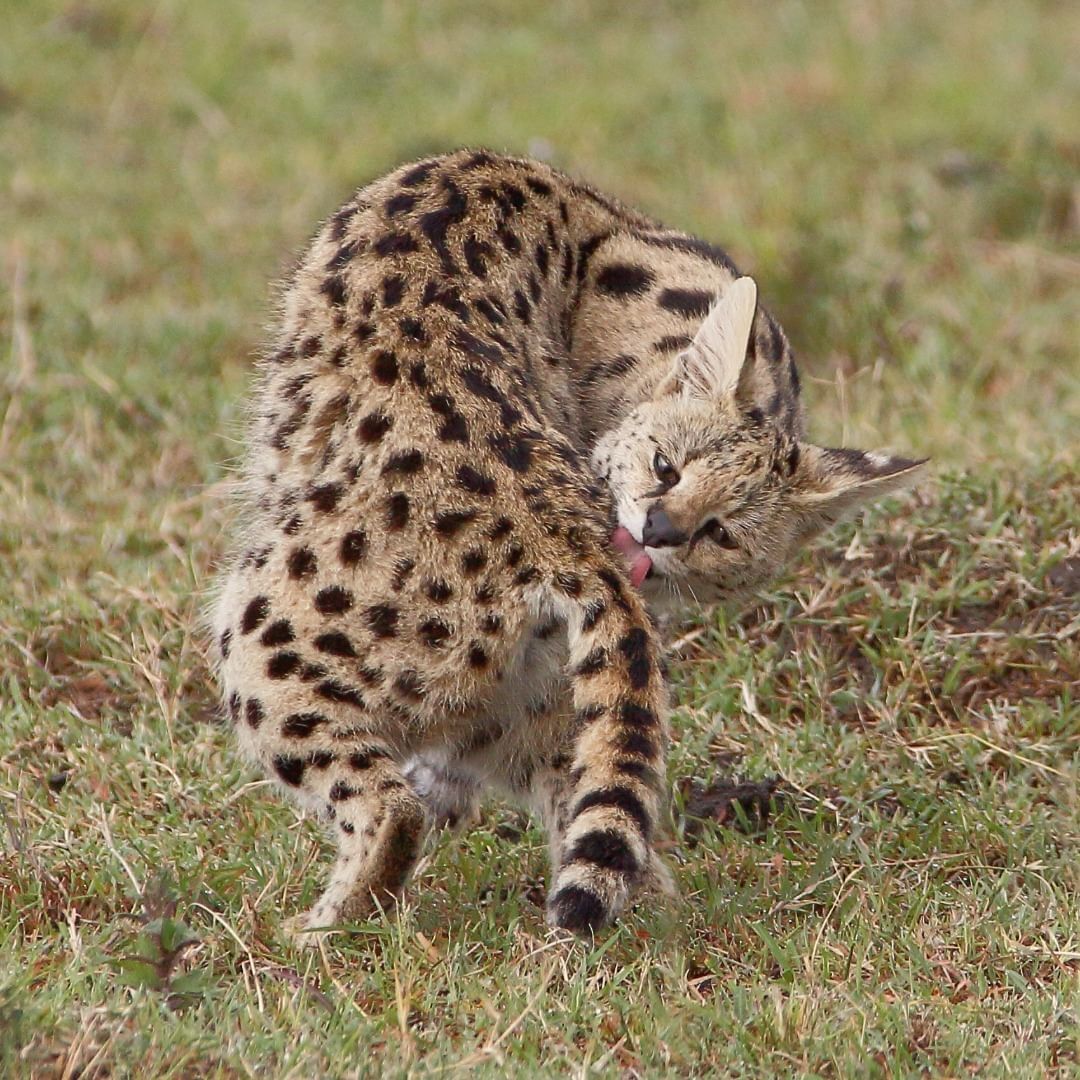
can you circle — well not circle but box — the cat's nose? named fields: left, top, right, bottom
left=642, top=505, right=688, bottom=548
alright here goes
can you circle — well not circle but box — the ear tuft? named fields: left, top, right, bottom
left=674, top=276, right=757, bottom=400
left=792, top=446, right=928, bottom=527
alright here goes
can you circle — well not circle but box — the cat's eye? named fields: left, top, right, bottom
left=701, top=519, right=739, bottom=550
left=653, top=451, right=680, bottom=488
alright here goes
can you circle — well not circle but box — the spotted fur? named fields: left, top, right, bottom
left=212, top=149, right=923, bottom=938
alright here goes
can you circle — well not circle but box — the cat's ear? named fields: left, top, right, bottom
left=790, top=445, right=928, bottom=530
left=656, top=276, right=757, bottom=399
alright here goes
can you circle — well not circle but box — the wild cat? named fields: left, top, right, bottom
left=211, top=149, right=923, bottom=937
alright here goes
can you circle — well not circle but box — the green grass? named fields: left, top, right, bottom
left=2, top=0, right=1078, bottom=1075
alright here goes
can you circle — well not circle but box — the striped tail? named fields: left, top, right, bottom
left=547, top=567, right=670, bottom=933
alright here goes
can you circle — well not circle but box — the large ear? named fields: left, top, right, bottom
left=656, top=276, right=757, bottom=399
left=791, top=445, right=928, bottom=530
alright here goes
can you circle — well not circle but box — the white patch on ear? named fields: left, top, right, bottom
left=677, top=276, right=757, bottom=400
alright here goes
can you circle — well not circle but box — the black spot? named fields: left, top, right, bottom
left=394, top=669, right=425, bottom=701
left=418, top=178, right=469, bottom=274
left=300, top=335, right=321, bottom=358
left=452, top=328, right=505, bottom=367
left=385, top=192, right=417, bottom=217
left=350, top=745, right=391, bottom=770
left=399, top=316, right=426, bottom=342
left=267, top=651, right=301, bottom=680
left=382, top=275, right=405, bottom=307
left=400, top=161, right=435, bottom=187
left=316, top=680, right=365, bottom=709
left=241, top=596, right=269, bottom=635
left=408, top=361, right=429, bottom=388
left=245, top=698, right=264, bottom=728
left=358, top=410, right=392, bottom=443
left=548, top=884, right=607, bottom=934
left=329, top=781, right=359, bottom=802
left=501, top=183, right=527, bottom=211
left=526, top=176, right=553, bottom=197
left=658, top=287, right=713, bottom=319
left=473, top=584, right=495, bottom=604
left=514, top=566, right=539, bottom=587
left=382, top=449, right=425, bottom=476
left=366, top=604, right=399, bottom=638
left=425, top=579, right=453, bottom=602
left=386, top=492, right=410, bottom=530
left=474, top=296, right=505, bottom=326
left=326, top=239, right=361, bottom=272
left=597, top=568, right=631, bottom=610
left=340, top=529, right=367, bottom=565
left=488, top=431, right=534, bottom=473
left=374, top=231, right=420, bottom=257
left=419, top=618, right=452, bottom=648
left=618, top=628, right=652, bottom=691
left=320, top=274, right=348, bottom=307
left=467, top=644, right=489, bottom=669
left=567, top=828, right=640, bottom=874
left=435, top=509, right=478, bottom=538
left=353, top=320, right=374, bottom=344
left=391, top=558, right=415, bottom=591
left=340, top=821, right=355, bottom=835
left=460, top=150, right=495, bottom=170
left=314, top=631, right=356, bottom=658
left=464, top=234, right=492, bottom=279
left=300, top=662, right=328, bottom=683
left=575, top=648, right=607, bottom=677
left=488, top=517, right=513, bottom=540
left=456, top=464, right=496, bottom=496
left=372, top=350, right=399, bottom=385
left=480, top=613, right=502, bottom=635
left=287, top=547, right=317, bottom=579
left=534, top=241, right=550, bottom=278
left=576, top=233, right=610, bottom=284
left=513, top=289, right=531, bottom=325
left=282, top=712, right=327, bottom=738
left=219, top=628, right=232, bottom=659
left=461, top=549, right=487, bottom=575
left=273, top=755, right=306, bottom=786
left=596, top=262, right=654, bottom=297
left=315, top=586, right=354, bottom=615
left=496, top=224, right=521, bottom=254
left=308, top=483, right=343, bottom=513
left=227, top=691, right=241, bottom=721
left=505, top=543, right=524, bottom=568
left=260, top=619, right=295, bottom=647
left=574, top=786, right=651, bottom=836
left=282, top=514, right=303, bottom=536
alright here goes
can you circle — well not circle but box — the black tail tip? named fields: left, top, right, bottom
left=547, top=884, right=611, bottom=935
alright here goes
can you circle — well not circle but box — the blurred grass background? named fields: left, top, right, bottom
left=1, top=1, right=1077, bottom=1076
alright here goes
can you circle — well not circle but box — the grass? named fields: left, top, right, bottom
left=1, top=0, right=1077, bottom=1074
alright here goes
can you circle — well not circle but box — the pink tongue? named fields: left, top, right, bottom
left=611, top=526, right=653, bottom=589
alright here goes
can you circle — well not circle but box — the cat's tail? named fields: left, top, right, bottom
left=547, top=563, right=671, bottom=933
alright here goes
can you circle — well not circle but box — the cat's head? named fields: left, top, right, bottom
left=593, top=277, right=926, bottom=605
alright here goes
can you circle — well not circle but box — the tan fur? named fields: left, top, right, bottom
left=211, top=149, right=924, bottom=939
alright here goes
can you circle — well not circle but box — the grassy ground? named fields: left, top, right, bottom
left=2, top=0, right=1078, bottom=1075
